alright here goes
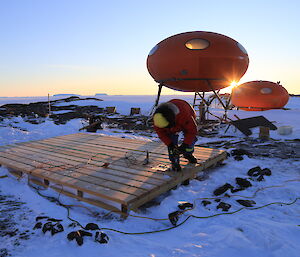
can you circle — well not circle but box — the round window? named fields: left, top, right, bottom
left=185, top=39, right=210, bottom=50
left=260, top=88, right=273, bottom=94
left=237, top=42, right=248, bottom=55
left=148, top=44, right=159, bottom=56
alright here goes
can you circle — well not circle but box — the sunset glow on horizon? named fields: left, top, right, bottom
left=1, top=0, right=299, bottom=97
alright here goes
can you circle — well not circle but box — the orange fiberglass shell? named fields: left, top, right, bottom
left=146, top=31, right=249, bottom=92
left=231, top=81, right=289, bottom=111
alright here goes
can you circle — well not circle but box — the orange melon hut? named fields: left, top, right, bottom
left=147, top=31, right=249, bottom=92
left=231, top=81, right=289, bottom=111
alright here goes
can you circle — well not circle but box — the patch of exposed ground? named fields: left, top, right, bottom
left=0, top=189, right=34, bottom=257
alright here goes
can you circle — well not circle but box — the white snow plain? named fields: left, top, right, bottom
left=0, top=95, right=299, bottom=257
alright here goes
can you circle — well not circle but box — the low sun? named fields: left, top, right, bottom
left=230, top=81, right=238, bottom=87
left=226, top=81, right=239, bottom=92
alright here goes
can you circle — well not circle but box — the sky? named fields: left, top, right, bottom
left=0, top=0, right=299, bottom=97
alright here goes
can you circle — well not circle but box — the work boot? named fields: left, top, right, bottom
left=168, top=147, right=181, bottom=171
left=171, top=154, right=181, bottom=171
left=171, top=162, right=182, bottom=172
left=183, top=154, right=197, bottom=163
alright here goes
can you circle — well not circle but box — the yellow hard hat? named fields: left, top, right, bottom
left=153, top=113, right=169, bottom=128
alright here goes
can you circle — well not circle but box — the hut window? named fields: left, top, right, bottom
left=260, top=88, right=273, bottom=94
left=237, top=42, right=248, bottom=54
left=149, top=44, right=159, bottom=56
left=185, top=39, right=209, bottom=50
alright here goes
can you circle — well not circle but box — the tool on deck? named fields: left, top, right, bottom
left=142, top=150, right=149, bottom=165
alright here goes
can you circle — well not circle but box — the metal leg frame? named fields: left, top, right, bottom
left=149, top=83, right=163, bottom=117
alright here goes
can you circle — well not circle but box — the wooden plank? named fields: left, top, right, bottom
left=26, top=139, right=173, bottom=167
left=8, top=143, right=218, bottom=173
left=129, top=152, right=227, bottom=210
left=1, top=138, right=225, bottom=179
left=41, top=133, right=175, bottom=155
left=34, top=137, right=219, bottom=164
left=8, top=168, right=23, bottom=179
left=50, top=133, right=98, bottom=142
left=2, top=148, right=189, bottom=209
left=3, top=133, right=224, bottom=164
left=4, top=143, right=165, bottom=186
left=72, top=133, right=221, bottom=154
left=61, top=136, right=221, bottom=157
left=40, top=137, right=170, bottom=159
left=15, top=140, right=177, bottom=174
left=127, top=167, right=199, bottom=208
left=1, top=149, right=187, bottom=208
left=73, top=133, right=223, bottom=156
left=128, top=166, right=202, bottom=209
left=0, top=155, right=136, bottom=204
left=1, top=135, right=226, bottom=178
left=50, top=186, right=123, bottom=214
left=58, top=133, right=152, bottom=144
left=0, top=133, right=228, bottom=214
left=27, top=140, right=213, bottom=176
left=44, top=134, right=221, bottom=156
left=20, top=140, right=213, bottom=186
left=33, top=141, right=177, bottom=169
left=1, top=143, right=169, bottom=183
left=28, top=152, right=164, bottom=186
left=0, top=149, right=149, bottom=197
left=2, top=132, right=220, bottom=158
left=198, top=151, right=227, bottom=170
left=1, top=144, right=224, bottom=206
left=93, top=137, right=221, bottom=155
left=47, top=138, right=222, bottom=165
left=29, top=177, right=49, bottom=189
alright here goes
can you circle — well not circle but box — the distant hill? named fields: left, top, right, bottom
left=53, top=94, right=81, bottom=97
left=95, top=93, right=107, bottom=96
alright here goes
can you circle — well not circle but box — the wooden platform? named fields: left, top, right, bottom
left=0, top=133, right=227, bottom=216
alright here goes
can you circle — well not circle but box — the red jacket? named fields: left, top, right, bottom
left=154, top=99, right=197, bottom=146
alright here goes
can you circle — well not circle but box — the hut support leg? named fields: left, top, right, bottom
left=149, top=83, right=164, bottom=116
left=154, top=83, right=163, bottom=107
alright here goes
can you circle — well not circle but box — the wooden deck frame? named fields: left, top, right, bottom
left=0, top=133, right=227, bottom=216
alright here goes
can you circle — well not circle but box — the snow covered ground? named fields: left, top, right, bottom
left=0, top=95, right=299, bottom=257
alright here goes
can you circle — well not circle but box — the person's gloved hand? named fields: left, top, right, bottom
left=168, top=143, right=181, bottom=171
left=168, top=143, right=180, bottom=156
left=178, top=143, right=193, bottom=154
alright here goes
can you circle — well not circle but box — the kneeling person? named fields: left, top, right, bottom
left=153, top=99, right=198, bottom=171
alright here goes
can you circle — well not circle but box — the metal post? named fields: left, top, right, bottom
left=149, top=83, right=163, bottom=117
left=154, top=83, right=163, bottom=107
left=193, top=92, right=197, bottom=107
left=210, top=89, right=227, bottom=109
left=197, top=92, right=210, bottom=106
left=48, top=93, right=51, bottom=116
